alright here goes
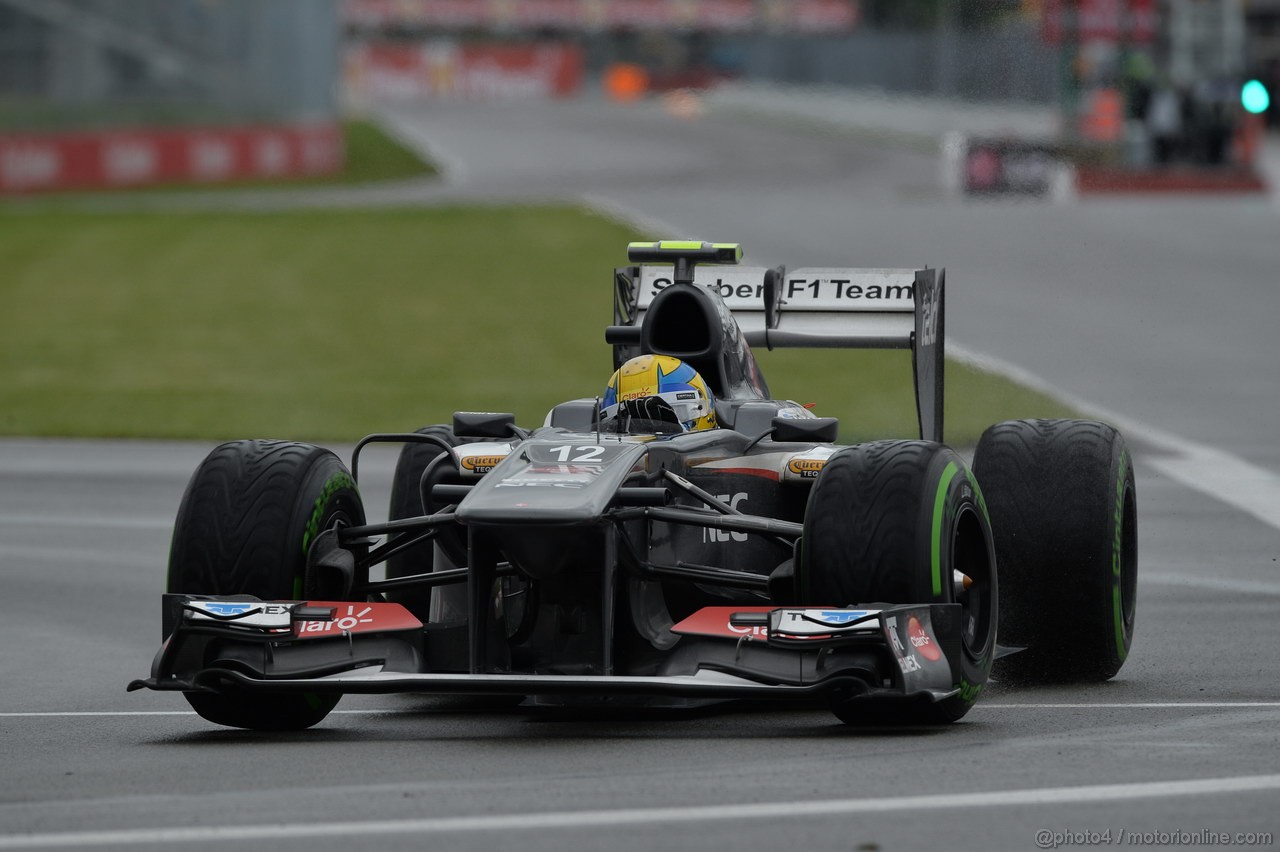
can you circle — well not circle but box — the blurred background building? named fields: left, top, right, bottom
left=0, top=0, right=1273, bottom=194
left=0, top=0, right=342, bottom=192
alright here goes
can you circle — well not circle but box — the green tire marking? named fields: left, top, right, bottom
left=1112, top=586, right=1127, bottom=662
left=932, top=461, right=959, bottom=597
left=302, top=471, right=357, bottom=556
left=966, top=468, right=989, bottom=523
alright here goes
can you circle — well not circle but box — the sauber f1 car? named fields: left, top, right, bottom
left=131, top=241, right=1139, bottom=729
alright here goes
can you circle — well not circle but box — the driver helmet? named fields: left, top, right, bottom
left=600, top=354, right=718, bottom=433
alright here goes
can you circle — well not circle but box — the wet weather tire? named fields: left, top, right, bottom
left=973, top=419, right=1137, bottom=683
left=800, top=441, right=997, bottom=725
left=168, top=440, right=365, bottom=730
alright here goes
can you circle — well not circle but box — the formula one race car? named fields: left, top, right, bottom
left=131, top=241, right=1139, bottom=729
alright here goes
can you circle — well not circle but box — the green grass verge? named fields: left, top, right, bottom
left=0, top=206, right=1074, bottom=443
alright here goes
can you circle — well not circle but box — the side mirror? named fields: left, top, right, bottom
left=771, top=416, right=839, bottom=444
left=453, top=411, right=517, bottom=439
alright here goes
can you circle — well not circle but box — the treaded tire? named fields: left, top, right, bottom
left=974, top=419, right=1137, bottom=684
left=168, top=439, right=365, bottom=730
left=386, top=425, right=472, bottom=620
left=800, top=440, right=997, bottom=725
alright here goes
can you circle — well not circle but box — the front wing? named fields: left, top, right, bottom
left=129, top=596, right=969, bottom=706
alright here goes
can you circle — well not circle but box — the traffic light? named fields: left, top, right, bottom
left=1241, top=80, right=1270, bottom=115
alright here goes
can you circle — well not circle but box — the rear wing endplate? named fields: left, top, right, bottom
left=613, top=264, right=945, bottom=442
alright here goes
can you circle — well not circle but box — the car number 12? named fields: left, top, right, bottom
left=547, top=445, right=606, bottom=463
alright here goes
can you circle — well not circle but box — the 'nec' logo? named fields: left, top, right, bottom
left=703, top=493, right=748, bottom=543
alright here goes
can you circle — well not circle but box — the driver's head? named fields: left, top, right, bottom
left=600, top=355, right=717, bottom=434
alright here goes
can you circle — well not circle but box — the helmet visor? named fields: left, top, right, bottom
left=600, top=391, right=704, bottom=433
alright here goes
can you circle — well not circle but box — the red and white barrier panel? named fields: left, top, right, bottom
left=345, top=42, right=584, bottom=101
left=0, top=122, right=343, bottom=194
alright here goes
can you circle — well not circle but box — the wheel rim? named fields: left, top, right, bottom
left=952, top=505, right=995, bottom=661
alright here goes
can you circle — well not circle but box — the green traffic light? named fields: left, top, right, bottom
left=1242, top=80, right=1270, bottom=115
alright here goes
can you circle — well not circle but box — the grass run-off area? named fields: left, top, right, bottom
left=0, top=206, right=1075, bottom=444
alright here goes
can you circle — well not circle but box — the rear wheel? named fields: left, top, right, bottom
left=168, top=440, right=365, bottom=730
left=800, top=441, right=997, bottom=724
left=974, top=419, right=1137, bottom=683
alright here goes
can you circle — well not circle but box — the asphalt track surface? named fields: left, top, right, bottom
left=3, top=99, right=1279, bottom=851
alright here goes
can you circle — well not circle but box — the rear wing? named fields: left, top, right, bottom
left=611, top=262, right=946, bottom=442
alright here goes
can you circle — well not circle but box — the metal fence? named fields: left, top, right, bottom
left=0, top=0, right=338, bottom=129
left=722, top=25, right=1060, bottom=103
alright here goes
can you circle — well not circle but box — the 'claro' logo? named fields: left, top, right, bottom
left=787, top=458, right=827, bottom=478
left=461, top=455, right=507, bottom=474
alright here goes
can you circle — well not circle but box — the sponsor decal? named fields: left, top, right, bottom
left=640, top=266, right=768, bottom=307
left=637, top=266, right=915, bottom=312
left=493, top=480, right=588, bottom=488
left=787, top=458, right=827, bottom=478
left=345, top=41, right=585, bottom=102
left=294, top=602, right=421, bottom=638
left=461, top=454, right=507, bottom=474
left=907, top=615, right=943, bottom=662
left=809, top=610, right=874, bottom=625
left=702, top=492, right=748, bottom=542
left=784, top=277, right=913, bottom=302
left=200, top=602, right=257, bottom=617
left=886, top=617, right=904, bottom=653
left=957, top=678, right=982, bottom=702
left=919, top=280, right=940, bottom=347
left=671, top=606, right=775, bottom=640
left=296, top=604, right=374, bottom=635
left=885, top=616, right=922, bottom=673
left=770, top=608, right=881, bottom=638
left=186, top=601, right=294, bottom=630
left=0, top=124, right=342, bottom=195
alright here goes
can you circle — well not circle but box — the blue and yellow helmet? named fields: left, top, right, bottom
left=601, top=355, right=718, bottom=433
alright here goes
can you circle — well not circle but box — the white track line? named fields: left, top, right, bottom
left=0, top=514, right=171, bottom=531
left=0, top=710, right=407, bottom=718
left=375, top=107, right=469, bottom=185
left=1145, top=573, right=1280, bottom=596
left=579, top=193, right=693, bottom=239
left=1, top=774, right=1277, bottom=848
left=4, top=702, right=1279, bottom=719
left=980, top=703, right=1280, bottom=709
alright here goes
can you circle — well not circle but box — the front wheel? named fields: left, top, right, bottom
left=168, top=440, right=365, bottom=730
left=799, top=440, right=997, bottom=724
